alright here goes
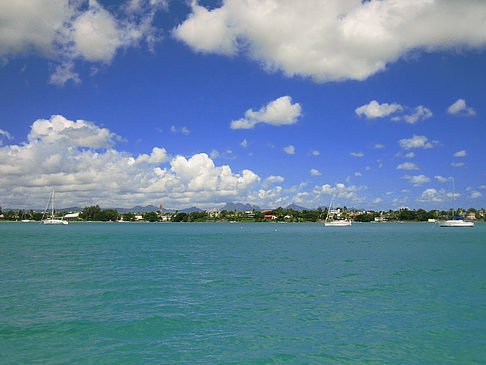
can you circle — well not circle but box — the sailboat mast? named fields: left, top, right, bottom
left=326, top=188, right=335, bottom=220
left=452, top=178, right=455, bottom=217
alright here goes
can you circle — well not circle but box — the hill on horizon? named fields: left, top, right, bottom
left=220, top=202, right=261, bottom=212
left=285, top=203, right=309, bottom=212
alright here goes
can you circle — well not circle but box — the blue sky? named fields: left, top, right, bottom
left=1, top=0, right=485, bottom=210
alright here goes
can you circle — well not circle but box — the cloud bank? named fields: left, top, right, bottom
left=174, top=0, right=486, bottom=82
left=0, top=117, right=384, bottom=210
left=0, top=115, right=260, bottom=208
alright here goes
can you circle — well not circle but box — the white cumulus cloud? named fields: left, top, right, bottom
left=471, top=191, right=482, bottom=199
left=399, top=135, right=438, bottom=150
left=174, top=1, right=486, bottom=83
left=453, top=150, right=467, bottom=157
left=283, top=145, right=295, bottom=155
left=28, top=115, right=121, bottom=148
left=247, top=186, right=288, bottom=208
left=0, top=0, right=164, bottom=85
left=134, top=147, right=169, bottom=165
left=230, top=96, right=302, bottom=129
left=447, top=99, right=476, bottom=116
left=355, top=100, right=403, bottom=119
left=262, top=175, right=285, bottom=189
left=313, top=183, right=367, bottom=202
left=396, top=162, right=419, bottom=170
left=310, top=169, right=322, bottom=176
left=350, top=152, right=364, bottom=157
left=418, top=188, right=445, bottom=203
left=356, top=101, right=432, bottom=124
left=402, top=174, right=431, bottom=186
left=393, top=105, right=433, bottom=124
left=70, top=2, right=127, bottom=64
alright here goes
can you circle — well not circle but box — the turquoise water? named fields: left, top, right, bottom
left=1, top=222, right=485, bottom=364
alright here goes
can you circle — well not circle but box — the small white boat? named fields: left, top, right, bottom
left=42, top=189, right=68, bottom=225
left=324, top=220, right=352, bottom=227
left=440, top=178, right=473, bottom=227
left=440, top=220, right=474, bottom=227
left=324, top=187, right=352, bottom=227
left=43, top=218, right=68, bottom=225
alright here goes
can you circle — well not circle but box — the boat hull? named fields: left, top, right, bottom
left=325, top=220, right=352, bottom=226
left=43, top=219, right=68, bottom=225
left=440, top=220, right=474, bottom=227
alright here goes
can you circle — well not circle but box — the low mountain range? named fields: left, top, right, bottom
left=7, top=202, right=312, bottom=213
left=220, top=202, right=261, bottom=212
left=285, top=203, right=309, bottom=212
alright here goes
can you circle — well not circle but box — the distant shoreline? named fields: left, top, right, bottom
left=1, top=204, right=482, bottom=223
left=2, top=220, right=483, bottom=224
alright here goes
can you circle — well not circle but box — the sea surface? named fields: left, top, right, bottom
left=1, top=222, right=485, bottom=364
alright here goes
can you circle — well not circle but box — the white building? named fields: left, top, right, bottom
left=64, top=212, right=80, bottom=220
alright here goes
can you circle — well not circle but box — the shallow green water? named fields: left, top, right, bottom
left=1, top=222, right=485, bottom=364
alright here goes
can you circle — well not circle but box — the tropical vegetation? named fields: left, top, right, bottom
left=0, top=205, right=483, bottom=222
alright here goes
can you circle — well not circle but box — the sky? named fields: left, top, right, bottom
left=0, top=0, right=485, bottom=211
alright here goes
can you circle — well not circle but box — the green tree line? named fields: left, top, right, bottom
left=0, top=205, right=483, bottom=222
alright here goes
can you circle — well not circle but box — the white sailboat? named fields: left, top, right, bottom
left=325, top=219, right=352, bottom=227
left=324, top=188, right=351, bottom=227
left=440, top=219, right=474, bottom=227
left=440, top=178, right=474, bottom=227
left=42, top=189, right=68, bottom=225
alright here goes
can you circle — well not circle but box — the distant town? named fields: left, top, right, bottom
left=0, top=202, right=483, bottom=223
